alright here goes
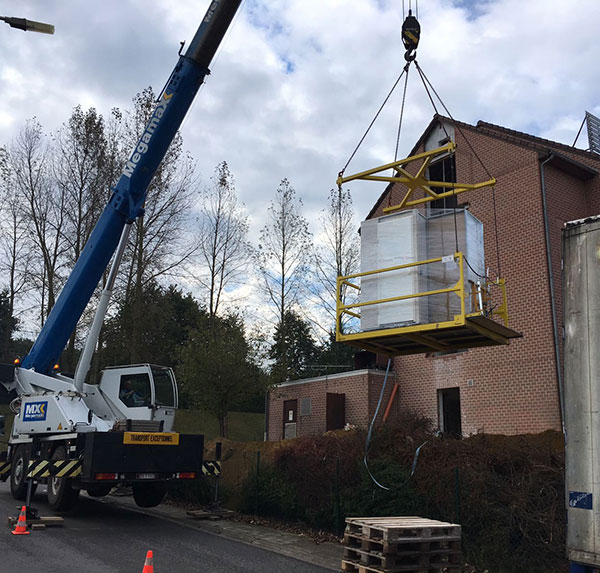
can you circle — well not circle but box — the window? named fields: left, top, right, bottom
left=152, top=367, right=176, bottom=407
left=301, top=397, right=312, bottom=416
left=119, top=373, right=151, bottom=408
left=428, top=155, right=457, bottom=211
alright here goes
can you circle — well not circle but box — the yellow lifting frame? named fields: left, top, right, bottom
left=336, top=252, right=518, bottom=356
left=336, top=143, right=496, bottom=212
left=337, top=252, right=467, bottom=340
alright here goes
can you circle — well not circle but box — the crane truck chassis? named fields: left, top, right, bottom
left=0, top=0, right=242, bottom=511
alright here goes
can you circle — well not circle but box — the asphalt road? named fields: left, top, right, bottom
left=0, top=482, right=332, bottom=572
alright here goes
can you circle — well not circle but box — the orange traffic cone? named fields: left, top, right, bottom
left=11, top=505, right=30, bottom=535
left=142, top=550, right=153, bottom=572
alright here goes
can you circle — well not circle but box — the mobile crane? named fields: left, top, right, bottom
left=0, top=0, right=242, bottom=510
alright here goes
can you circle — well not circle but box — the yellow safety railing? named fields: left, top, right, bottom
left=336, top=252, right=510, bottom=344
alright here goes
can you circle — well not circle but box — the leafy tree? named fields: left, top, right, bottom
left=178, top=313, right=265, bottom=437
left=195, top=161, right=250, bottom=317
left=269, top=310, right=320, bottom=383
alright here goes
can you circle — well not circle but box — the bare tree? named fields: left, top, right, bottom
left=117, top=88, right=199, bottom=360
left=54, top=106, right=108, bottom=266
left=256, top=178, right=311, bottom=327
left=121, top=88, right=198, bottom=299
left=9, top=120, right=67, bottom=327
left=0, top=147, right=33, bottom=322
left=311, top=186, right=360, bottom=334
left=52, top=106, right=112, bottom=369
left=195, top=161, right=250, bottom=317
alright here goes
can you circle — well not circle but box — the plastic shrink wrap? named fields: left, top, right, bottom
left=359, top=208, right=484, bottom=331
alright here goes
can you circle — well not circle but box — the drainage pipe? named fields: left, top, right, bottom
left=539, top=152, right=565, bottom=431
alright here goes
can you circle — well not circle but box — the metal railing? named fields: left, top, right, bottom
left=336, top=252, right=509, bottom=343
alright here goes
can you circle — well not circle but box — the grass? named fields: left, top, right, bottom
left=174, top=409, right=265, bottom=442
left=0, top=404, right=264, bottom=450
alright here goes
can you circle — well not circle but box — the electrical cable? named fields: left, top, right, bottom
left=463, top=255, right=488, bottom=280
left=363, top=358, right=433, bottom=491
left=363, top=359, right=392, bottom=490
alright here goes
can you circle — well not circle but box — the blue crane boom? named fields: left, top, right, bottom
left=21, top=0, right=241, bottom=375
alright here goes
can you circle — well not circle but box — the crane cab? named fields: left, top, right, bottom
left=96, top=364, right=178, bottom=432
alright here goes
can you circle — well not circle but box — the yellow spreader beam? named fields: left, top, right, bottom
left=337, top=143, right=496, bottom=212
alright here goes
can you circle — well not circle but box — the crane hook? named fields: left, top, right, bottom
left=402, top=10, right=420, bottom=62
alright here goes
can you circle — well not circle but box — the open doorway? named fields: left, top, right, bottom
left=326, top=393, right=345, bottom=431
left=283, top=399, right=297, bottom=439
left=438, top=387, right=462, bottom=437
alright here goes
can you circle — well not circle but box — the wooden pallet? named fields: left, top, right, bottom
left=343, top=546, right=461, bottom=570
left=344, top=533, right=462, bottom=554
left=341, top=517, right=462, bottom=573
left=340, top=559, right=461, bottom=573
left=345, top=517, right=461, bottom=543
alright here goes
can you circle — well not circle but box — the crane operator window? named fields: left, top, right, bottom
left=119, top=373, right=151, bottom=408
left=152, top=367, right=176, bottom=407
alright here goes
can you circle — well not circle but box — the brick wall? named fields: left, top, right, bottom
left=266, top=369, right=396, bottom=440
left=365, top=120, right=600, bottom=435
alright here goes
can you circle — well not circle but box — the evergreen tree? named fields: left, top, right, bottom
left=269, top=310, right=320, bottom=383
left=101, top=283, right=204, bottom=371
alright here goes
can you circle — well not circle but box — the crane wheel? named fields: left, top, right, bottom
left=47, top=446, right=80, bottom=511
left=132, top=482, right=167, bottom=508
left=10, top=445, right=37, bottom=501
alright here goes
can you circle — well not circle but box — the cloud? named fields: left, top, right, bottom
left=2, top=0, right=599, bottom=335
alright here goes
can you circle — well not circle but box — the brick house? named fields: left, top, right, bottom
left=266, top=115, right=600, bottom=440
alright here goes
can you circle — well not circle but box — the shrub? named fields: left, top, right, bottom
left=240, top=463, right=299, bottom=519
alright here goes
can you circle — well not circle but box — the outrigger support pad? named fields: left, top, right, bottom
left=402, top=10, right=420, bottom=62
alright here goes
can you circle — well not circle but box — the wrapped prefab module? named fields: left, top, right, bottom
left=426, top=208, right=485, bottom=322
left=359, top=208, right=484, bottom=332
left=563, top=216, right=600, bottom=568
left=360, top=210, right=427, bottom=331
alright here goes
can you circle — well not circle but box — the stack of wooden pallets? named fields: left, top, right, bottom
left=341, top=516, right=462, bottom=573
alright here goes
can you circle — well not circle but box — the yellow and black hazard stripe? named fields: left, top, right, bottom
left=202, top=461, right=221, bottom=476
left=28, top=459, right=82, bottom=479
left=0, top=461, right=11, bottom=479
